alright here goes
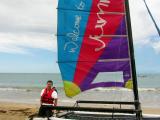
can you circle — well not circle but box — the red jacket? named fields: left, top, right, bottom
left=41, top=88, right=55, bottom=104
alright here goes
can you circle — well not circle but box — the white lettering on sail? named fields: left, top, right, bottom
left=89, top=0, right=110, bottom=52
left=76, top=0, right=85, bottom=10
left=64, top=15, right=81, bottom=53
left=64, top=1, right=85, bottom=53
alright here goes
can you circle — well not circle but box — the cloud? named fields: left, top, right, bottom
left=0, top=32, right=57, bottom=54
left=0, top=0, right=159, bottom=54
left=130, top=0, right=160, bottom=53
left=0, top=0, right=58, bottom=54
left=152, top=41, right=160, bottom=53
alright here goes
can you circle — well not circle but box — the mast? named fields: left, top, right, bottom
left=125, top=0, right=142, bottom=119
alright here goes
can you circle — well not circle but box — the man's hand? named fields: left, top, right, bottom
left=54, top=99, right=58, bottom=106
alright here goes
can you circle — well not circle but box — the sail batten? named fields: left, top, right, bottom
left=57, top=35, right=127, bottom=37
left=58, top=8, right=126, bottom=15
left=57, top=0, right=133, bottom=97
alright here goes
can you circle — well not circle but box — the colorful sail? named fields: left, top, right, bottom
left=57, top=0, right=133, bottom=97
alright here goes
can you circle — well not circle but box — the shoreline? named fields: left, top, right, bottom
left=0, top=101, right=160, bottom=120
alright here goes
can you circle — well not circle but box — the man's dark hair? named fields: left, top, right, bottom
left=47, top=80, right=53, bottom=85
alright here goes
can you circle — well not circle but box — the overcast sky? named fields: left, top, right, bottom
left=0, top=0, right=159, bottom=73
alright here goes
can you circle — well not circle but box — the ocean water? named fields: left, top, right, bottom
left=0, top=73, right=63, bottom=88
left=0, top=73, right=160, bottom=108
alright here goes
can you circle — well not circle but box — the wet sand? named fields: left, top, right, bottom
left=0, top=102, right=160, bottom=120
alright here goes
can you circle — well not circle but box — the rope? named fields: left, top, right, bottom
left=143, top=0, right=160, bottom=37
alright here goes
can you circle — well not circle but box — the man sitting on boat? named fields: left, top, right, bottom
left=38, top=80, right=58, bottom=118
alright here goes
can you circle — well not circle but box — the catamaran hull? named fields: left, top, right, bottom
left=32, top=117, right=71, bottom=120
left=31, top=113, right=160, bottom=120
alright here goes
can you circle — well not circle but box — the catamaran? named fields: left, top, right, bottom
left=31, top=0, right=160, bottom=120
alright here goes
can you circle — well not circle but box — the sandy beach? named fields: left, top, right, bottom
left=0, top=102, right=38, bottom=120
left=0, top=102, right=160, bottom=120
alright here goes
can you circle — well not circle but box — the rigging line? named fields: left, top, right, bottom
left=143, top=0, right=160, bottom=37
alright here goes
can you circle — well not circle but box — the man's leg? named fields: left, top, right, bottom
left=45, top=107, right=53, bottom=118
left=38, top=105, right=45, bottom=117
